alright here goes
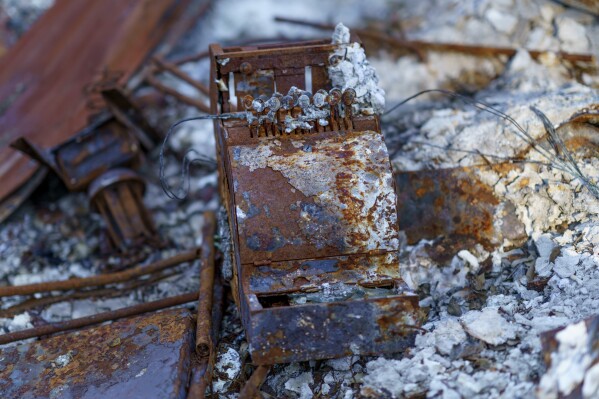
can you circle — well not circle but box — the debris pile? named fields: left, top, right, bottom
left=0, top=0, right=598, bottom=398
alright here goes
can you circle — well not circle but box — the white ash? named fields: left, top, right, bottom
left=553, top=249, right=582, bottom=279
left=328, top=23, right=386, bottom=115
left=388, top=0, right=595, bottom=53
left=391, top=82, right=595, bottom=172
left=402, top=240, right=488, bottom=295
left=416, top=318, right=467, bottom=356
left=0, top=312, right=32, bottom=333
left=373, top=0, right=597, bottom=107
left=457, top=249, right=480, bottom=271
left=537, top=320, right=593, bottom=397
left=53, top=352, right=73, bottom=368
left=583, top=362, right=599, bottom=399
left=460, top=307, right=519, bottom=346
left=213, top=347, right=242, bottom=393
left=362, top=223, right=599, bottom=398
left=284, top=372, right=315, bottom=399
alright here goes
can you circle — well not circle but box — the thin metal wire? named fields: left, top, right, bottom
left=159, top=113, right=244, bottom=200
left=384, top=89, right=599, bottom=200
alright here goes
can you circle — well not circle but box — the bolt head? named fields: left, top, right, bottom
left=240, top=62, right=252, bottom=75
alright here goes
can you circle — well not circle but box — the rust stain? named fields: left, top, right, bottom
left=0, top=309, right=194, bottom=399
left=395, top=164, right=527, bottom=251
left=231, top=130, right=399, bottom=263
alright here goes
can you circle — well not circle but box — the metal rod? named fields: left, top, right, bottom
left=172, top=50, right=210, bottom=66
left=186, top=248, right=224, bottom=399
left=0, top=248, right=200, bottom=297
left=152, top=56, right=211, bottom=96
left=274, top=16, right=597, bottom=64
left=169, top=36, right=299, bottom=66
left=187, top=362, right=209, bottom=399
left=146, top=74, right=211, bottom=113
left=0, top=291, right=199, bottom=345
left=195, top=211, right=216, bottom=357
left=0, top=270, right=179, bottom=318
left=238, top=365, right=271, bottom=399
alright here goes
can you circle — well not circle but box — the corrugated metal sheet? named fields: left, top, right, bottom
left=0, top=0, right=197, bottom=217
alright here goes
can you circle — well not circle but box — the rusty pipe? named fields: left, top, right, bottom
left=238, top=366, right=271, bottom=399
left=152, top=56, right=210, bottom=96
left=0, top=248, right=201, bottom=297
left=146, top=74, right=211, bottom=113
left=274, top=16, right=596, bottom=64
left=0, top=291, right=199, bottom=345
left=195, top=211, right=216, bottom=357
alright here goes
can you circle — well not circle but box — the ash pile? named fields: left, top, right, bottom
left=1, top=1, right=599, bottom=399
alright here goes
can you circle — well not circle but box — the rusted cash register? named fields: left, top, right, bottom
left=209, top=32, right=422, bottom=365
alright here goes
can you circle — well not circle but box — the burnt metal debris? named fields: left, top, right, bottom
left=5, top=2, right=595, bottom=397
left=239, top=365, right=272, bottom=398
left=0, top=248, right=201, bottom=298
left=0, top=0, right=212, bottom=258
left=146, top=56, right=212, bottom=113
left=88, top=168, right=160, bottom=252
left=395, top=164, right=528, bottom=251
left=188, top=211, right=225, bottom=398
left=209, top=38, right=423, bottom=365
left=0, top=309, right=196, bottom=399
left=0, top=0, right=208, bottom=222
left=0, top=291, right=199, bottom=346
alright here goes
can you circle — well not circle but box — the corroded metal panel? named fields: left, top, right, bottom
left=248, top=294, right=421, bottom=365
left=229, top=130, right=399, bottom=264
left=395, top=165, right=527, bottom=249
left=0, top=309, right=194, bottom=399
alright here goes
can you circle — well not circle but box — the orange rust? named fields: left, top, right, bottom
left=396, top=164, right=526, bottom=250
left=518, top=177, right=531, bottom=189
left=0, top=309, right=195, bottom=398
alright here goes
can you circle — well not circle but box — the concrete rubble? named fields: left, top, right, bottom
left=0, top=0, right=598, bottom=398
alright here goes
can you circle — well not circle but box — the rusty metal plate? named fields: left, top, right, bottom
left=0, top=0, right=200, bottom=212
left=0, top=309, right=195, bottom=399
left=395, top=165, right=527, bottom=250
left=229, top=130, right=400, bottom=264
left=248, top=293, right=421, bottom=365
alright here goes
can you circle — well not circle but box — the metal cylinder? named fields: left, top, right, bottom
left=88, top=168, right=157, bottom=252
